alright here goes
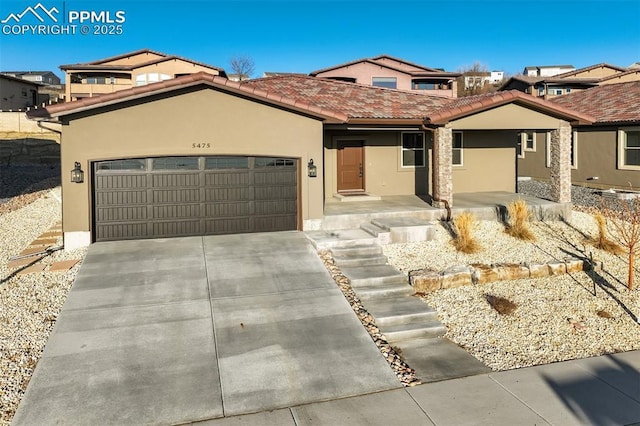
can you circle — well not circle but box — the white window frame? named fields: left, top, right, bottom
left=618, top=127, right=640, bottom=170
left=372, top=76, right=397, bottom=89
left=400, top=132, right=425, bottom=168
left=521, top=131, right=536, bottom=153
left=453, top=131, right=463, bottom=166
left=546, top=130, right=578, bottom=169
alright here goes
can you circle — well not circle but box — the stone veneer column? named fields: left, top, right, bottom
left=432, top=126, right=453, bottom=208
left=550, top=120, right=572, bottom=203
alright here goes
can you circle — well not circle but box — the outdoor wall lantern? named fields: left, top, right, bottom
left=70, top=162, right=84, bottom=183
left=307, top=159, right=317, bottom=178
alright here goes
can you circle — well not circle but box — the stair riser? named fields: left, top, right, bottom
left=334, top=256, right=388, bottom=267
left=330, top=246, right=383, bottom=257
left=357, top=287, right=414, bottom=299
left=385, top=327, right=447, bottom=342
left=319, top=238, right=378, bottom=250
left=349, top=276, right=408, bottom=287
left=375, top=313, right=439, bottom=327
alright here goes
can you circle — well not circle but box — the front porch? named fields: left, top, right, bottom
left=321, top=191, right=570, bottom=231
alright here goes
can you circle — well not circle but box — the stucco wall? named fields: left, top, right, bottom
left=0, top=79, right=38, bottom=110
left=60, top=87, right=324, bottom=236
left=323, top=130, right=431, bottom=197
left=452, top=130, right=517, bottom=193
left=517, top=127, right=640, bottom=189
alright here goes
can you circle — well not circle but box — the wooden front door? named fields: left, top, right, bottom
left=337, top=142, right=364, bottom=192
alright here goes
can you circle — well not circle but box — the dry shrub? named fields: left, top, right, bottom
left=505, top=199, right=536, bottom=241
left=591, top=212, right=624, bottom=254
left=596, top=310, right=613, bottom=319
left=452, top=212, right=481, bottom=253
left=485, top=294, right=518, bottom=315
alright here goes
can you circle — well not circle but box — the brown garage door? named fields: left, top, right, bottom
left=93, top=156, right=298, bottom=242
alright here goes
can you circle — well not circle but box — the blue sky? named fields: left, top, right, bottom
left=0, top=0, right=639, bottom=80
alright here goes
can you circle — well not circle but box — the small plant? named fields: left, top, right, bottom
left=505, top=199, right=536, bottom=241
left=485, top=294, right=518, bottom=315
left=592, top=212, right=624, bottom=254
left=596, top=310, right=613, bottom=319
left=452, top=212, right=481, bottom=253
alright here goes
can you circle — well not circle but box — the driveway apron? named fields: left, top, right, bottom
left=13, top=232, right=399, bottom=425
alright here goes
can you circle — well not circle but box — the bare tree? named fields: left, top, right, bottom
left=229, top=55, right=255, bottom=81
left=599, top=192, right=640, bottom=290
left=457, top=61, right=501, bottom=97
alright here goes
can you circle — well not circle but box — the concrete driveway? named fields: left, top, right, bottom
left=13, top=232, right=400, bottom=425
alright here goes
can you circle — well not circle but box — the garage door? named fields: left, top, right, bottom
left=93, top=156, right=298, bottom=241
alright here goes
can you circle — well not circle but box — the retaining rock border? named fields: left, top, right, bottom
left=409, top=257, right=603, bottom=294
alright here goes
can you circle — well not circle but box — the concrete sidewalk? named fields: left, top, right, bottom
left=195, top=350, right=640, bottom=425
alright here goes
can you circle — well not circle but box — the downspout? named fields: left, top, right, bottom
left=422, top=124, right=452, bottom=221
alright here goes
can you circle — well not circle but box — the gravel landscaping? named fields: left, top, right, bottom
left=0, top=180, right=86, bottom=425
left=384, top=184, right=640, bottom=371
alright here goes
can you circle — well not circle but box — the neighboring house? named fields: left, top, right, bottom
left=263, top=72, right=307, bottom=78
left=59, top=48, right=226, bottom=101
left=463, top=71, right=504, bottom=89
left=2, top=71, right=61, bottom=86
left=0, top=74, right=41, bottom=110
left=517, top=81, right=640, bottom=189
left=501, top=63, right=634, bottom=98
left=27, top=73, right=590, bottom=249
left=523, top=65, right=575, bottom=77
left=309, top=55, right=461, bottom=98
left=629, top=62, right=640, bottom=69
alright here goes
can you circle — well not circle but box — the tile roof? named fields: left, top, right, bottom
left=60, top=49, right=224, bottom=73
left=26, top=72, right=348, bottom=123
left=309, top=55, right=459, bottom=78
left=550, top=81, right=640, bottom=124
left=426, top=90, right=594, bottom=125
left=242, top=75, right=451, bottom=121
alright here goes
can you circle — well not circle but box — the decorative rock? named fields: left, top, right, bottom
left=494, top=263, right=530, bottom=281
left=471, top=263, right=500, bottom=285
left=411, top=270, right=442, bottom=293
left=441, top=265, right=473, bottom=289
left=547, top=261, right=567, bottom=276
left=528, top=262, right=550, bottom=278
left=564, top=258, right=585, bottom=274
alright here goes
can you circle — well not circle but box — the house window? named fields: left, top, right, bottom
left=86, top=77, right=107, bottom=84
left=618, top=128, right=640, bottom=169
left=521, top=131, right=535, bottom=153
left=372, top=77, right=397, bottom=89
left=152, top=157, right=199, bottom=170
left=401, top=132, right=425, bottom=167
left=453, top=132, right=463, bottom=166
left=97, top=159, right=147, bottom=171
left=546, top=131, right=578, bottom=169
left=538, top=86, right=545, bottom=96
left=135, top=73, right=172, bottom=86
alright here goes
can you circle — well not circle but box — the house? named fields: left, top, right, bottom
left=309, top=55, right=461, bottom=98
left=501, top=63, right=635, bottom=98
left=517, top=81, right=640, bottom=189
left=26, top=73, right=591, bottom=249
left=0, top=74, right=42, bottom=110
left=2, top=71, right=61, bottom=86
left=523, top=65, right=575, bottom=77
left=463, top=71, right=504, bottom=90
left=59, top=49, right=226, bottom=101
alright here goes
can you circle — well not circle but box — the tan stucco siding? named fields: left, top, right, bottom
left=518, top=128, right=640, bottom=189
left=61, top=87, right=324, bottom=235
left=517, top=132, right=552, bottom=179
left=599, top=72, right=640, bottom=85
left=102, top=52, right=166, bottom=66
left=133, top=60, right=221, bottom=78
left=453, top=130, right=517, bottom=193
left=323, top=131, right=431, bottom=197
left=315, top=62, right=414, bottom=90
left=448, top=104, right=565, bottom=130
left=571, top=67, right=622, bottom=79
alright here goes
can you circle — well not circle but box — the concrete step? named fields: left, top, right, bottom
left=354, top=283, right=415, bottom=299
left=333, top=254, right=388, bottom=268
left=305, top=229, right=378, bottom=250
left=330, top=244, right=383, bottom=258
left=381, top=320, right=447, bottom=343
left=392, top=337, right=490, bottom=383
left=370, top=217, right=436, bottom=243
left=340, top=265, right=407, bottom=287
left=365, top=296, right=438, bottom=327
